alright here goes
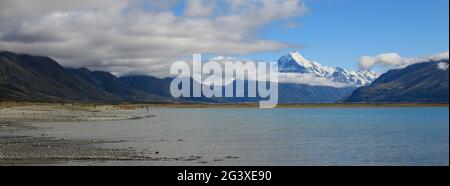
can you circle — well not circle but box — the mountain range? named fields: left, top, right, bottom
left=1, top=51, right=448, bottom=103
left=345, top=60, right=449, bottom=103
left=0, top=51, right=172, bottom=102
left=278, top=52, right=379, bottom=87
left=0, top=51, right=116, bottom=102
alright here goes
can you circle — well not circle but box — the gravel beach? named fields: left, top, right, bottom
left=0, top=103, right=158, bottom=165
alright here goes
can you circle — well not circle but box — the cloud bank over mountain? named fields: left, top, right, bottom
left=359, top=51, right=449, bottom=70
left=175, top=51, right=378, bottom=88
left=0, top=0, right=307, bottom=77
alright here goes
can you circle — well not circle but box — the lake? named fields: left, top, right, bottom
left=31, top=107, right=449, bottom=166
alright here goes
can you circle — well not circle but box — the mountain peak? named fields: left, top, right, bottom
left=278, top=51, right=314, bottom=73
left=288, top=51, right=313, bottom=68
left=278, top=51, right=380, bottom=87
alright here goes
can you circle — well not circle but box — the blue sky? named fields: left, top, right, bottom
left=241, top=0, right=449, bottom=70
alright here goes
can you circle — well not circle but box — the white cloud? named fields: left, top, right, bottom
left=184, top=0, right=216, bottom=17
left=277, top=73, right=351, bottom=88
left=359, top=51, right=450, bottom=70
left=0, top=0, right=308, bottom=77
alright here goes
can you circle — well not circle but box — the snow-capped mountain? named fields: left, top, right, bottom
left=278, top=52, right=379, bottom=87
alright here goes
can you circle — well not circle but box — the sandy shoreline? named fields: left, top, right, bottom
left=0, top=103, right=156, bottom=122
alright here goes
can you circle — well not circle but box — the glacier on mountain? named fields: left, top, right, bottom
left=278, top=52, right=379, bottom=87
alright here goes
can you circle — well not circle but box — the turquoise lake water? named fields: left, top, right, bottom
left=36, top=107, right=449, bottom=165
